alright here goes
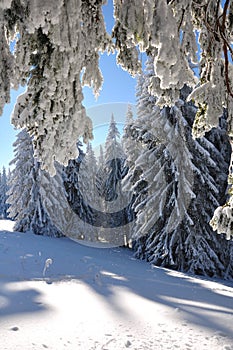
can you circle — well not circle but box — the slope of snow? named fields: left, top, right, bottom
left=0, top=220, right=233, bottom=350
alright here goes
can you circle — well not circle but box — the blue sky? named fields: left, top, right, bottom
left=0, top=1, right=137, bottom=170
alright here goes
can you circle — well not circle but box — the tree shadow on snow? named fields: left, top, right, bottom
left=0, top=279, right=46, bottom=319
left=0, top=230, right=48, bottom=320
left=54, top=239, right=233, bottom=339
left=1, top=230, right=233, bottom=339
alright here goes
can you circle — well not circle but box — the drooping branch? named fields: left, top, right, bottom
left=219, top=0, right=233, bottom=98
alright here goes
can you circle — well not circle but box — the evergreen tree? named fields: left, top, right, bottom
left=96, top=145, right=106, bottom=199
left=63, top=142, right=102, bottom=242
left=64, top=142, right=84, bottom=209
left=0, top=167, right=9, bottom=219
left=103, top=114, right=126, bottom=202
left=122, top=105, right=136, bottom=167
left=79, top=143, right=98, bottom=208
left=7, top=129, right=62, bottom=237
left=96, top=114, right=130, bottom=244
left=121, top=104, right=139, bottom=229
left=122, top=59, right=160, bottom=247
left=77, top=143, right=99, bottom=241
left=124, top=63, right=233, bottom=278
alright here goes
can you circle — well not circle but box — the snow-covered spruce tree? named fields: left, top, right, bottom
left=0, top=167, right=9, bottom=219
left=121, top=104, right=141, bottom=228
left=105, top=115, right=129, bottom=222
left=79, top=143, right=98, bottom=207
left=77, top=142, right=100, bottom=241
left=121, top=104, right=136, bottom=167
left=63, top=142, right=101, bottom=242
left=64, top=142, right=84, bottom=210
left=122, top=57, right=161, bottom=250
left=91, top=114, right=130, bottom=244
left=113, top=0, right=233, bottom=240
left=103, top=114, right=126, bottom=202
left=124, top=66, right=233, bottom=278
left=96, top=144, right=106, bottom=199
left=7, top=129, right=62, bottom=236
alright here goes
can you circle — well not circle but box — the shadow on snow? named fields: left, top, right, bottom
left=0, top=229, right=233, bottom=339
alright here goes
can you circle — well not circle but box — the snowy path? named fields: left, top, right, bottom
left=0, top=220, right=233, bottom=350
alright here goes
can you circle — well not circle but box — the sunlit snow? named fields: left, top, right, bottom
left=0, top=220, right=233, bottom=349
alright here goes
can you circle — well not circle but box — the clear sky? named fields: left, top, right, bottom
left=0, top=1, right=138, bottom=170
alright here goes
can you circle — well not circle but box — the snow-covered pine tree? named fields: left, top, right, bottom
left=96, top=114, right=131, bottom=244
left=121, top=104, right=140, bottom=229
left=64, top=142, right=84, bottom=208
left=0, top=167, right=9, bottom=219
left=7, top=129, right=62, bottom=237
left=122, top=59, right=155, bottom=187
left=63, top=142, right=103, bottom=242
left=122, top=57, right=160, bottom=249
left=79, top=143, right=98, bottom=207
left=181, top=100, right=233, bottom=279
left=124, top=63, right=233, bottom=278
left=103, top=114, right=126, bottom=202
left=77, top=142, right=99, bottom=241
left=122, top=105, right=136, bottom=168
left=96, top=144, right=106, bottom=199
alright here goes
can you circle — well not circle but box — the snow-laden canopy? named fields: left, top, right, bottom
left=1, top=0, right=232, bottom=168
left=0, top=0, right=111, bottom=174
left=1, top=1, right=233, bottom=235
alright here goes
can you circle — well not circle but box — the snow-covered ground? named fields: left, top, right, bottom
left=0, top=220, right=233, bottom=350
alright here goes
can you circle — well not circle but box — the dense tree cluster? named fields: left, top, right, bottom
left=63, top=115, right=129, bottom=245
left=6, top=91, right=233, bottom=278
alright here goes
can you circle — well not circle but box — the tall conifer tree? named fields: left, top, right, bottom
left=123, top=61, right=233, bottom=278
left=7, top=129, right=62, bottom=236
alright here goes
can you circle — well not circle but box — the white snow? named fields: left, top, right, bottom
left=0, top=219, right=233, bottom=350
